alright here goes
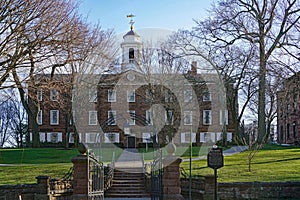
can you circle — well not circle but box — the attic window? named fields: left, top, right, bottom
left=129, top=48, right=134, bottom=62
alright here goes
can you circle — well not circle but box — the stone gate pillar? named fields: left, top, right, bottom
left=162, top=143, right=184, bottom=200
left=72, top=154, right=88, bottom=200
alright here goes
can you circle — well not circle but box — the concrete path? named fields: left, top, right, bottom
left=114, top=148, right=143, bottom=168
left=105, top=198, right=151, bottom=200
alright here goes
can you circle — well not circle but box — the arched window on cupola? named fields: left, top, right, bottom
left=129, top=48, right=134, bottom=63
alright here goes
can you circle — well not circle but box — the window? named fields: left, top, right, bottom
left=108, top=89, right=116, bottom=102
left=39, top=132, right=46, bottom=142
left=104, top=133, right=120, bottom=143
left=180, top=132, right=196, bottom=143
left=128, top=110, right=136, bottom=125
left=184, top=111, right=193, bottom=125
left=200, top=132, right=214, bottom=143
left=146, top=88, right=154, bottom=102
left=220, top=110, right=229, bottom=125
left=227, top=132, right=233, bottom=142
left=127, top=90, right=135, bottom=102
left=89, top=111, right=98, bottom=125
left=293, top=122, right=297, bottom=138
left=89, top=88, right=97, bottom=102
left=142, top=133, right=153, bottom=143
left=50, top=89, right=59, bottom=101
left=146, top=110, right=152, bottom=125
left=47, top=132, right=62, bottom=143
left=38, top=110, right=43, bottom=125
left=50, top=110, right=59, bottom=125
left=165, top=109, right=174, bottom=125
left=165, top=90, right=173, bottom=102
left=70, top=111, right=75, bottom=125
left=184, top=90, right=193, bottom=102
left=287, top=123, right=290, bottom=138
left=129, top=48, right=134, bottom=62
left=85, top=133, right=97, bottom=143
left=203, top=90, right=211, bottom=101
left=107, top=110, right=116, bottom=125
left=203, top=110, right=212, bottom=125
left=37, top=89, right=42, bottom=101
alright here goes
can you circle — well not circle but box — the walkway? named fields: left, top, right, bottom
left=105, top=148, right=151, bottom=200
left=114, top=148, right=143, bottom=169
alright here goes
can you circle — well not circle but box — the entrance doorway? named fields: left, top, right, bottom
left=127, top=136, right=136, bottom=148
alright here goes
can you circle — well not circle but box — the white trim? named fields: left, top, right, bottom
left=108, top=89, right=116, bottom=102
left=89, top=111, right=98, bottom=125
left=203, top=110, right=212, bottom=125
left=38, top=110, right=43, bottom=125
left=127, top=90, right=135, bottom=102
left=50, top=110, right=59, bottom=125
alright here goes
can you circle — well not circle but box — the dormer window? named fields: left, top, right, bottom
left=129, top=48, right=134, bottom=62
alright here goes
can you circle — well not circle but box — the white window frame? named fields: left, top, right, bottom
left=142, top=132, right=153, bottom=143
left=127, top=90, right=135, bottom=102
left=203, top=110, right=212, bottom=125
left=89, top=111, right=98, bottom=125
left=39, top=132, right=46, bottom=142
left=38, top=89, right=43, bottom=101
left=47, top=132, right=62, bottom=143
left=128, top=110, right=136, bottom=125
left=203, top=90, right=211, bottom=101
left=38, top=110, right=43, bottom=125
left=146, top=110, right=152, bottom=125
left=220, top=110, right=229, bottom=125
left=108, top=89, right=116, bottom=102
left=89, top=88, right=98, bottom=102
left=184, top=90, right=193, bottom=102
left=108, top=110, right=117, bottom=125
left=50, top=89, right=59, bottom=101
left=165, top=90, right=173, bottom=102
left=50, top=110, right=59, bottom=125
left=184, top=111, right=193, bottom=125
left=85, top=132, right=98, bottom=143
left=180, top=132, right=196, bottom=143
left=104, top=133, right=120, bottom=143
left=165, top=109, right=174, bottom=125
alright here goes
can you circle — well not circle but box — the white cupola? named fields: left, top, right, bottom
left=121, top=14, right=143, bottom=71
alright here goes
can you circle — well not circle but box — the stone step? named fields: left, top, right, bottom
left=105, top=193, right=151, bottom=198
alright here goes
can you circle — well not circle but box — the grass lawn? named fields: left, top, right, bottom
left=0, top=147, right=123, bottom=185
left=1, top=144, right=300, bottom=185
left=181, top=144, right=300, bottom=182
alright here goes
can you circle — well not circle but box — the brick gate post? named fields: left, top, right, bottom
left=72, top=154, right=89, bottom=200
left=162, top=143, right=185, bottom=200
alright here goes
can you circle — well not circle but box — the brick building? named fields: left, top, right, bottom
left=28, top=24, right=236, bottom=148
left=277, top=72, right=300, bottom=144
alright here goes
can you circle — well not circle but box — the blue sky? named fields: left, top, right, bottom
left=78, top=0, right=215, bottom=34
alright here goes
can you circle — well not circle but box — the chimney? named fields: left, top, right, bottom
left=191, top=61, right=197, bottom=75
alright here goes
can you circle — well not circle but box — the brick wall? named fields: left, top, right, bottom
left=181, top=177, right=300, bottom=200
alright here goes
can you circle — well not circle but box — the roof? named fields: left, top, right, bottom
left=123, top=30, right=140, bottom=38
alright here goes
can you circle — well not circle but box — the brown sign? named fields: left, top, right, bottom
left=207, top=148, right=224, bottom=169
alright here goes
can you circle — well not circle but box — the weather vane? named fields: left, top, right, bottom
left=126, top=13, right=135, bottom=30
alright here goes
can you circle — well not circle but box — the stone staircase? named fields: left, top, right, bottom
left=104, top=167, right=150, bottom=199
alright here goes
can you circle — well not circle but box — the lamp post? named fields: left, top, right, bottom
left=189, top=127, right=192, bottom=200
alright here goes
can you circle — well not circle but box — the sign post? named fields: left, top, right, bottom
left=207, top=145, right=224, bottom=200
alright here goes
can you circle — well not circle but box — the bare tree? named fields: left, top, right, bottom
left=0, top=0, right=117, bottom=147
left=167, top=0, right=300, bottom=144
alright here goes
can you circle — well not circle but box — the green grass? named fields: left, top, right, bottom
left=0, top=147, right=123, bottom=185
left=181, top=144, right=300, bottom=182
left=1, top=144, right=300, bottom=185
